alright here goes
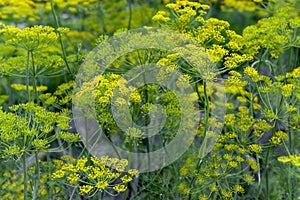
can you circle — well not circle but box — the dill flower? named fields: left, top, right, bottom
left=279, top=155, right=300, bottom=168
left=269, top=136, right=282, bottom=145
left=176, top=74, right=191, bottom=89
left=244, top=66, right=260, bottom=82
left=0, top=0, right=40, bottom=22
left=52, top=170, right=65, bottom=179
left=248, top=144, right=262, bottom=154
left=278, top=156, right=293, bottom=163
left=226, top=102, right=235, bottom=110
left=207, top=44, right=229, bottom=62
left=129, top=90, right=142, bottom=103
left=275, top=131, right=288, bottom=139
left=286, top=104, right=297, bottom=113
left=127, top=169, right=138, bottom=176
left=75, top=157, right=88, bottom=171
left=243, top=174, right=255, bottom=183
left=221, top=0, right=260, bottom=12
left=96, top=181, right=109, bottom=190
left=270, top=131, right=288, bottom=145
left=223, top=154, right=232, bottom=160
left=0, top=25, right=58, bottom=51
left=224, top=144, right=238, bottom=151
left=286, top=66, right=300, bottom=78
left=222, top=190, right=232, bottom=198
left=281, top=84, right=295, bottom=97
left=224, top=114, right=236, bottom=126
left=113, top=184, right=127, bottom=193
left=263, top=109, right=278, bottom=121
left=178, top=182, right=191, bottom=196
left=124, top=127, right=144, bottom=145
left=247, top=158, right=260, bottom=171
left=228, top=161, right=238, bottom=168
left=52, top=155, right=137, bottom=196
left=237, top=96, right=248, bottom=103
left=152, top=11, right=170, bottom=22
left=31, top=139, right=50, bottom=151
left=226, top=74, right=247, bottom=87
left=0, top=102, right=74, bottom=159
left=120, top=175, right=133, bottom=183
left=79, top=185, right=93, bottom=194
left=11, top=84, right=48, bottom=92
left=235, top=156, right=244, bottom=163
left=224, top=54, right=253, bottom=69
left=198, top=194, right=209, bottom=200
left=232, top=184, right=245, bottom=193
left=67, top=173, right=80, bottom=185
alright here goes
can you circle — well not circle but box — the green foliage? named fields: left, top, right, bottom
left=0, top=0, right=299, bottom=199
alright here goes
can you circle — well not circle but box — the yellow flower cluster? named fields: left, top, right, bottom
left=0, top=164, right=65, bottom=199
left=281, top=84, right=295, bottom=97
left=0, top=25, right=58, bottom=51
left=176, top=74, right=191, bottom=89
left=244, top=66, right=260, bottom=82
left=226, top=71, right=248, bottom=87
left=178, top=182, right=191, bottom=197
left=0, top=102, right=74, bottom=159
left=52, top=155, right=138, bottom=195
left=278, top=155, right=300, bottom=168
left=269, top=131, right=288, bottom=145
left=224, top=54, right=253, bottom=69
left=242, top=2, right=300, bottom=58
left=247, top=158, right=260, bottom=171
left=286, top=66, right=300, bottom=78
left=11, top=84, right=47, bottom=92
left=0, top=169, right=25, bottom=199
left=124, top=127, right=144, bottom=146
left=232, top=184, right=245, bottom=194
left=40, top=81, right=75, bottom=108
left=152, top=11, right=170, bottom=22
left=43, top=0, right=99, bottom=12
left=153, top=0, right=257, bottom=70
left=179, top=149, right=256, bottom=198
left=92, top=73, right=144, bottom=135
left=154, top=1, right=210, bottom=31
left=207, top=44, right=229, bottom=62
left=248, top=144, right=262, bottom=154
left=221, top=0, right=262, bottom=12
left=0, top=0, right=39, bottom=22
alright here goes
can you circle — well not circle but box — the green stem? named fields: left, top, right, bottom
left=287, top=116, right=293, bottom=199
left=31, top=51, right=38, bottom=102
left=188, top=81, right=209, bottom=200
left=50, top=0, right=73, bottom=76
left=288, top=162, right=293, bottom=200
left=264, top=120, right=278, bottom=199
left=288, top=47, right=293, bottom=72
left=203, top=81, right=210, bottom=130
left=85, top=117, right=88, bottom=150
left=98, top=3, right=107, bottom=34
left=32, top=151, right=40, bottom=200
left=47, top=151, right=53, bottom=200
left=23, top=153, right=28, bottom=200
left=141, top=66, right=151, bottom=172
left=195, top=81, right=203, bottom=105
left=127, top=0, right=132, bottom=30
left=293, top=46, right=298, bottom=70
left=256, top=49, right=266, bottom=72
left=265, top=148, right=270, bottom=200
left=26, top=50, right=31, bottom=102
left=125, top=140, right=135, bottom=200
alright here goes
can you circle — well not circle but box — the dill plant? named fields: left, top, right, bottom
left=151, top=0, right=300, bottom=199
left=0, top=0, right=299, bottom=199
